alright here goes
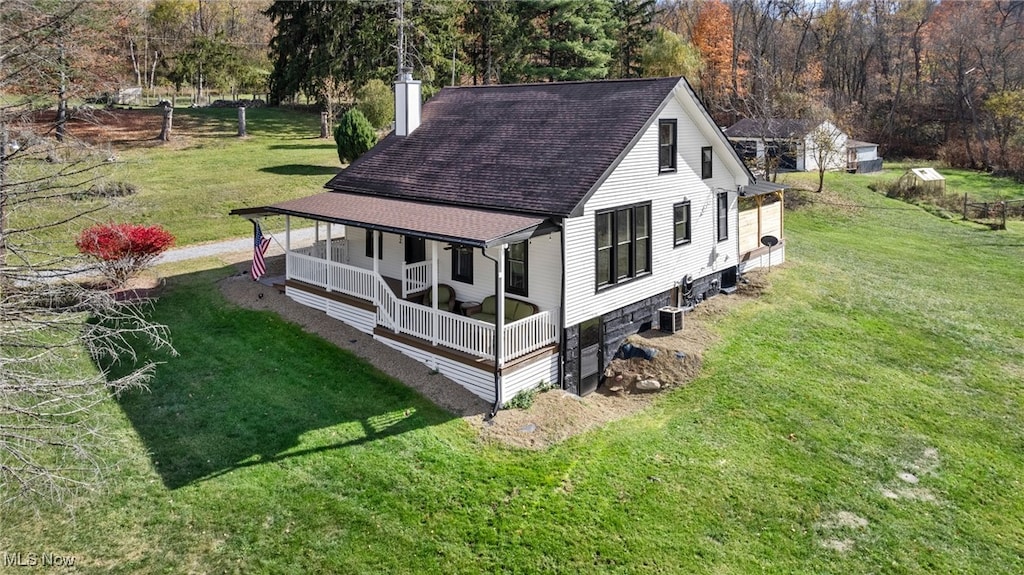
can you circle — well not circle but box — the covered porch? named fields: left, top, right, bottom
left=236, top=192, right=562, bottom=370
left=738, top=181, right=787, bottom=272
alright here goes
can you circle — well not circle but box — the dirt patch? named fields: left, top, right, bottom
left=216, top=255, right=775, bottom=449
left=600, top=269, right=771, bottom=393
left=878, top=446, right=941, bottom=503
left=28, top=108, right=227, bottom=150
left=465, top=386, right=655, bottom=449
left=815, top=510, right=869, bottom=553
left=816, top=511, right=869, bottom=531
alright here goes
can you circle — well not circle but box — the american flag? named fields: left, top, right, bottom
left=251, top=222, right=271, bottom=280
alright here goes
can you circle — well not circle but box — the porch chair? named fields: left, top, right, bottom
left=420, top=284, right=456, bottom=312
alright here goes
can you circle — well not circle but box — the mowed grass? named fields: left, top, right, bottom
left=14, top=106, right=338, bottom=251
left=117, top=107, right=340, bottom=245
left=4, top=158, right=1024, bottom=570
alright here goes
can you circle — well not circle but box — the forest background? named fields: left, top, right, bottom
left=6, top=0, right=1024, bottom=179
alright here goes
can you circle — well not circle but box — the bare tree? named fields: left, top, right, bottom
left=806, top=120, right=846, bottom=193
left=1, top=0, right=174, bottom=503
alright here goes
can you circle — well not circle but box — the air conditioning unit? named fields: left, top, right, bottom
left=659, top=306, right=685, bottom=334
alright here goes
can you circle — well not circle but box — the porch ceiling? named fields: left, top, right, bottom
left=264, top=191, right=552, bottom=248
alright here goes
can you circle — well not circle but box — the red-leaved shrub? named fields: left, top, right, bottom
left=76, top=223, right=175, bottom=287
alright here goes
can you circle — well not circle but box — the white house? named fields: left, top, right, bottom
left=233, top=76, right=785, bottom=411
left=724, top=118, right=882, bottom=174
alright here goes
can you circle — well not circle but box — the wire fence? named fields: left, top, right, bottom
left=962, top=196, right=1024, bottom=229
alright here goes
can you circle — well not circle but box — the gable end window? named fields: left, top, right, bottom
left=701, top=146, right=713, bottom=179
left=716, top=191, right=729, bottom=242
left=673, top=201, right=692, bottom=246
left=452, top=245, right=474, bottom=284
left=659, top=120, right=677, bottom=173
left=596, top=203, right=652, bottom=289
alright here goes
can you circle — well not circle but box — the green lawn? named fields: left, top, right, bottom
left=2, top=166, right=1023, bottom=572
left=12, top=106, right=339, bottom=252
left=118, top=107, right=340, bottom=245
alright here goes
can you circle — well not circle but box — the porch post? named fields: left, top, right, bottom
left=371, top=229, right=379, bottom=302
left=430, top=241, right=438, bottom=346
left=325, top=222, right=332, bottom=260
left=495, top=245, right=506, bottom=369
left=756, top=194, right=763, bottom=243
left=314, top=220, right=320, bottom=247
left=778, top=191, right=785, bottom=240
left=401, top=237, right=409, bottom=298
left=325, top=222, right=332, bottom=292
left=285, top=215, right=291, bottom=252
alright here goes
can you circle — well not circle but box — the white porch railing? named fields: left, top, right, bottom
left=288, top=252, right=375, bottom=301
left=288, top=252, right=328, bottom=287
left=402, top=260, right=432, bottom=298
left=503, top=309, right=560, bottom=362
left=294, top=239, right=347, bottom=263
left=287, top=251, right=558, bottom=362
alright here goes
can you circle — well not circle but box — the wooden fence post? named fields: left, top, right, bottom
left=157, top=103, right=172, bottom=142
left=237, top=105, right=246, bottom=137
left=963, top=193, right=968, bottom=220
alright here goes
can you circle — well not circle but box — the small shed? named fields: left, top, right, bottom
left=898, top=167, right=945, bottom=194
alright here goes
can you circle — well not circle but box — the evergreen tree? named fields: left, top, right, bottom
left=334, top=108, right=378, bottom=165
left=611, top=0, right=657, bottom=78
left=518, top=0, right=619, bottom=82
left=463, top=1, right=518, bottom=84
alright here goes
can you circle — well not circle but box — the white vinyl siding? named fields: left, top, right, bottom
left=563, top=94, right=745, bottom=328
left=431, top=234, right=561, bottom=314
left=502, top=354, right=559, bottom=402
left=348, top=228, right=404, bottom=279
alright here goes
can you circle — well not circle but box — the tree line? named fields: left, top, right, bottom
left=5, top=1, right=1024, bottom=178
left=262, top=0, right=1024, bottom=178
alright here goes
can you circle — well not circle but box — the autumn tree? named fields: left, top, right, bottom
left=691, top=0, right=739, bottom=114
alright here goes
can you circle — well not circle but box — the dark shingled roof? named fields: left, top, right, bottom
left=324, top=77, right=684, bottom=218
left=723, top=118, right=820, bottom=140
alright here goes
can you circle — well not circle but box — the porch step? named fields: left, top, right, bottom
left=259, top=274, right=286, bottom=292
left=720, top=285, right=738, bottom=295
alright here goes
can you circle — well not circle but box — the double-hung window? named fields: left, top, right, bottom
left=596, top=203, right=651, bottom=289
left=659, top=120, right=677, bottom=172
left=452, top=245, right=474, bottom=284
left=673, top=201, right=692, bottom=246
left=701, top=146, right=713, bottom=179
left=716, top=191, right=729, bottom=242
left=505, top=241, right=528, bottom=296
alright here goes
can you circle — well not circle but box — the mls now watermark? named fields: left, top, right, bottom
left=4, top=552, right=77, bottom=568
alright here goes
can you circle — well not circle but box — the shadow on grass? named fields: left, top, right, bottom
left=267, top=142, right=338, bottom=151
left=108, top=266, right=456, bottom=489
left=259, top=164, right=341, bottom=176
